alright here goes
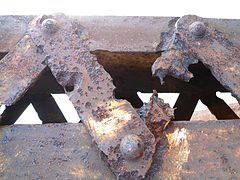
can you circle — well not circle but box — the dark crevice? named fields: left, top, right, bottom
left=1, top=49, right=238, bottom=123
left=93, top=51, right=237, bottom=121
left=175, top=62, right=239, bottom=121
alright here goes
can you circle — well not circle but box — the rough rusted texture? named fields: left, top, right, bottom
left=147, top=120, right=240, bottom=179
left=0, top=123, right=115, bottom=179
left=2, top=16, right=240, bottom=53
left=1, top=121, right=240, bottom=179
left=138, top=90, right=174, bottom=140
left=0, top=35, right=46, bottom=106
left=152, top=15, right=240, bottom=103
left=0, top=16, right=34, bottom=52
left=2, top=16, right=239, bottom=96
left=25, top=14, right=155, bottom=179
left=0, top=14, right=240, bottom=178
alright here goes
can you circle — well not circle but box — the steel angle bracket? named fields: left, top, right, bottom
left=0, top=14, right=156, bottom=179
left=152, top=15, right=240, bottom=103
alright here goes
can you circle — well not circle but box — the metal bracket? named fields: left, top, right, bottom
left=152, top=15, right=240, bottom=104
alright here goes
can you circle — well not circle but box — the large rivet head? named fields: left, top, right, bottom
left=189, top=21, right=206, bottom=38
left=120, top=134, right=144, bottom=160
left=41, top=18, right=59, bottom=34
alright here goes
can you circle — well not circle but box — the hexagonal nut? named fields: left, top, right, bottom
left=189, top=21, right=206, bottom=38
left=120, top=134, right=144, bottom=160
left=41, top=18, right=59, bottom=34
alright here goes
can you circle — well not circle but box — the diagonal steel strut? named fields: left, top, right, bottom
left=0, top=14, right=156, bottom=179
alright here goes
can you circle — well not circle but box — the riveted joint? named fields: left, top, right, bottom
left=41, top=18, right=59, bottom=34
left=120, top=134, right=144, bottom=160
left=189, top=21, right=206, bottom=38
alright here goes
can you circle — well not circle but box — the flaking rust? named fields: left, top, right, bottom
left=26, top=14, right=156, bottom=179
left=152, top=15, right=240, bottom=103
left=138, top=90, right=174, bottom=142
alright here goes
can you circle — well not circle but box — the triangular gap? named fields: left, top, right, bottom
left=0, top=66, right=82, bottom=125
left=190, top=100, right=217, bottom=121
left=14, top=104, right=42, bottom=124
left=52, top=94, right=80, bottom=123
left=12, top=67, right=81, bottom=124
left=1, top=67, right=71, bottom=125
left=137, top=92, right=179, bottom=108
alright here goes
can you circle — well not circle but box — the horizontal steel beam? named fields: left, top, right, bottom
left=1, top=16, right=240, bottom=52
left=1, top=16, right=239, bottom=96
left=1, top=120, right=240, bottom=179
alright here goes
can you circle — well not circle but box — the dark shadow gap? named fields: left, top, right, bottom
left=93, top=51, right=236, bottom=122
left=174, top=62, right=239, bottom=121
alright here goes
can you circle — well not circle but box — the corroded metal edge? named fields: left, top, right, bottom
left=152, top=15, right=240, bottom=103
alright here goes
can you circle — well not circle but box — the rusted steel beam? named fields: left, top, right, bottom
left=0, top=14, right=157, bottom=178
left=0, top=35, right=46, bottom=106
left=1, top=16, right=240, bottom=53
left=147, top=120, right=240, bottom=179
left=152, top=15, right=240, bottom=103
left=1, top=120, right=240, bottom=179
left=0, top=123, right=116, bottom=179
left=0, top=16, right=34, bottom=52
left=31, top=14, right=155, bottom=178
left=0, top=14, right=239, bottom=178
left=2, top=16, right=238, bottom=95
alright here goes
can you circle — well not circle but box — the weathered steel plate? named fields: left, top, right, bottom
left=0, top=123, right=115, bottom=180
left=1, top=120, right=240, bottom=179
left=1, top=16, right=240, bottom=53
left=147, top=120, right=240, bottom=179
left=0, top=35, right=46, bottom=105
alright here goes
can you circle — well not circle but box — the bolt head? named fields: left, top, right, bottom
left=189, top=21, right=206, bottom=38
left=41, top=18, right=59, bottom=34
left=120, top=134, right=144, bottom=160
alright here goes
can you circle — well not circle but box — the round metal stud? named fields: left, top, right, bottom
left=41, top=18, right=59, bottom=34
left=120, top=134, right=144, bottom=160
left=189, top=21, right=206, bottom=38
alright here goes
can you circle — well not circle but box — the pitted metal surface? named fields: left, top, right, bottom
left=0, top=14, right=156, bottom=179
left=0, top=35, right=46, bottom=105
left=138, top=90, right=174, bottom=142
left=0, top=14, right=240, bottom=179
left=152, top=15, right=240, bottom=103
